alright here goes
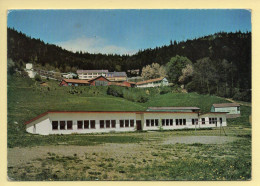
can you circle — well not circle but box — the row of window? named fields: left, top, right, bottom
left=52, top=119, right=135, bottom=130
left=146, top=119, right=187, bottom=127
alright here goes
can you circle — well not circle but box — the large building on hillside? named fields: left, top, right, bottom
left=77, top=70, right=109, bottom=80
left=211, top=103, right=241, bottom=118
left=106, top=72, right=127, bottom=82
left=25, top=108, right=227, bottom=135
left=136, top=77, right=169, bottom=88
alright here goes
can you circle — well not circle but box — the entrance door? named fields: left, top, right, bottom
left=136, top=120, right=142, bottom=131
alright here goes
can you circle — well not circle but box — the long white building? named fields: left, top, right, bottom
left=25, top=110, right=227, bottom=135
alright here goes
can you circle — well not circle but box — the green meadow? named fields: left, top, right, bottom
left=7, top=75, right=251, bottom=181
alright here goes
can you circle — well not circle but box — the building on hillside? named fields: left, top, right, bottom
left=109, top=81, right=136, bottom=88
left=135, top=77, right=169, bottom=88
left=147, top=107, right=200, bottom=112
left=60, top=79, right=90, bottom=86
left=25, top=110, right=227, bottom=135
left=211, top=103, right=240, bottom=118
left=77, top=70, right=108, bottom=80
left=24, top=63, right=36, bottom=78
left=106, top=72, right=127, bottom=82
left=61, top=72, right=78, bottom=79
left=88, top=76, right=110, bottom=86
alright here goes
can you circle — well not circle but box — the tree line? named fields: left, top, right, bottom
left=7, top=28, right=251, bottom=101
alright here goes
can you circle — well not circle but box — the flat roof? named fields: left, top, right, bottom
left=213, top=103, right=240, bottom=108
left=24, top=110, right=199, bottom=125
left=148, top=107, right=200, bottom=110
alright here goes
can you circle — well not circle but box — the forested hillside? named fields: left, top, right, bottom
left=7, top=28, right=251, bottom=101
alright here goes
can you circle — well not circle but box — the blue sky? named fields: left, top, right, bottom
left=8, top=9, right=251, bottom=55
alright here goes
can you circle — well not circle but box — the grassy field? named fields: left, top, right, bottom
left=7, top=75, right=252, bottom=181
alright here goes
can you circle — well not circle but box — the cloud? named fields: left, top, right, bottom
left=55, top=36, right=137, bottom=55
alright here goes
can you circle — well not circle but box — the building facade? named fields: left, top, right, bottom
left=106, top=72, right=127, bottom=82
left=25, top=110, right=227, bottom=135
left=77, top=70, right=109, bottom=80
left=211, top=103, right=240, bottom=118
left=136, top=77, right=169, bottom=88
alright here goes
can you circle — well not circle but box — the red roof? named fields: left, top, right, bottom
left=24, top=110, right=199, bottom=125
left=62, top=79, right=90, bottom=84
left=87, top=75, right=110, bottom=82
left=136, top=77, right=165, bottom=85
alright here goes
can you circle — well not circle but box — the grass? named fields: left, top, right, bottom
left=8, top=127, right=251, bottom=181
left=7, top=74, right=252, bottom=181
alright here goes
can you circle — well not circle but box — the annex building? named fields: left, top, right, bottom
left=25, top=107, right=227, bottom=135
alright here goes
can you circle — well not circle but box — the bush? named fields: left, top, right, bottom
left=159, top=86, right=172, bottom=94
left=107, top=86, right=124, bottom=97
left=34, top=74, right=42, bottom=82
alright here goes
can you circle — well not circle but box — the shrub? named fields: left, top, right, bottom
left=107, top=86, right=124, bottom=97
left=34, top=74, right=42, bottom=82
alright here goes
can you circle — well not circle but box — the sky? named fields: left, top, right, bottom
left=8, top=9, right=251, bottom=55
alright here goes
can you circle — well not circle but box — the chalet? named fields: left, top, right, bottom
left=211, top=103, right=240, bottom=118
left=136, top=77, right=169, bottom=88
left=106, top=72, right=127, bottom=82
left=60, top=79, right=90, bottom=86
left=25, top=109, right=227, bottom=135
left=88, top=76, right=110, bottom=86
left=77, top=70, right=108, bottom=80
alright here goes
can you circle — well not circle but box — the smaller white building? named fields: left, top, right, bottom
left=24, top=63, right=36, bottom=78
left=136, top=77, right=169, bottom=88
left=211, top=103, right=240, bottom=118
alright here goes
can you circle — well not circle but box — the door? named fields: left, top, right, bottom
left=136, top=120, right=142, bottom=131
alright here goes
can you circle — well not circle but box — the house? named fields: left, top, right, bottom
left=60, top=79, right=90, bottom=86
left=77, top=70, right=109, bottom=80
left=211, top=103, right=240, bottom=118
left=136, top=77, right=169, bottom=88
left=61, top=72, right=78, bottom=79
left=106, top=72, right=127, bottom=82
left=24, top=63, right=36, bottom=78
left=24, top=110, right=227, bottom=135
left=88, top=76, right=110, bottom=86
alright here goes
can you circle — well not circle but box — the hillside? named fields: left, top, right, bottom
left=7, top=28, right=251, bottom=101
left=8, top=74, right=251, bottom=147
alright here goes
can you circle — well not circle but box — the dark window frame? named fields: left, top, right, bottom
left=125, top=120, right=129, bottom=127
left=60, top=120, right=66, bottom=130
left=112, top=120, right=116, bottom=128
left=52, top=121, right=58, bottom=130
left=146, top=119, right=150, bottom=127
left=120, top=120, right=124, bottom=128
left=84, top=120, right=89, bottom=129
left=90, top=120, right=96, bottom=129
left=100, top=120, right=105, bottom=128
left=77, top=120, right=83, bottom=129
left=155, top=119, right=159, bottom=126
left=106, top=120, right=110, bottom=128
left=67, top=120, right=73, bottom=130
left=130, top=120, right=134, bottom=127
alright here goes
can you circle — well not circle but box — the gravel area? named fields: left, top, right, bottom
left=163, top=136, right=238, bottom=145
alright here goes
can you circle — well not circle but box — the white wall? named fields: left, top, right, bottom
left=26, top=112, right=227, bottom=135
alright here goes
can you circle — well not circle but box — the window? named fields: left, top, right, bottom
left=120, top=120, right=124, bottom=128
left=176, top=119, right=179, bottom=126
left=112, top=120, right=116, bottom=128
left=52, top=121, right=58, bottom=130
left=146, top=119, right=150, bottom=127
left=130, top=120, right=134, bottom=127
left=237, top=107, right=240, bottom=111
left=151, top=119, right=154, bottom=126
left=220, top=117, right=222, bottom=124
left=106, top=120, right=110, bottom=128
left=67, top=120, right=73, bottom=129
left=179, top=119, right=183, bottom=125
left=125, top=120, right=129, bottom=127
left=170, top=119, right=173, bottom=126
left=84, top=120, right=89, bottom=129
left=166, top=119, right=169, bottom=126
left=155, top=119, right=159, bottom=126
left=209, top=118, right=217, bottom=124
left=183, top=119, right=186, bottom=125
left=162, top=119, right=165, bottom=126
left=90, top=120, right=95, bottom=129
left=209, top=118, right=212, bottom=124
left=60, top=121, right=66, bottom=130
left=77, top=121, right=83, bottom=129
left=192, top=119, right=198, bottom=125
left=201, top=118, right=205, bottom=125
left=100, top=120, right=105, bottom=128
